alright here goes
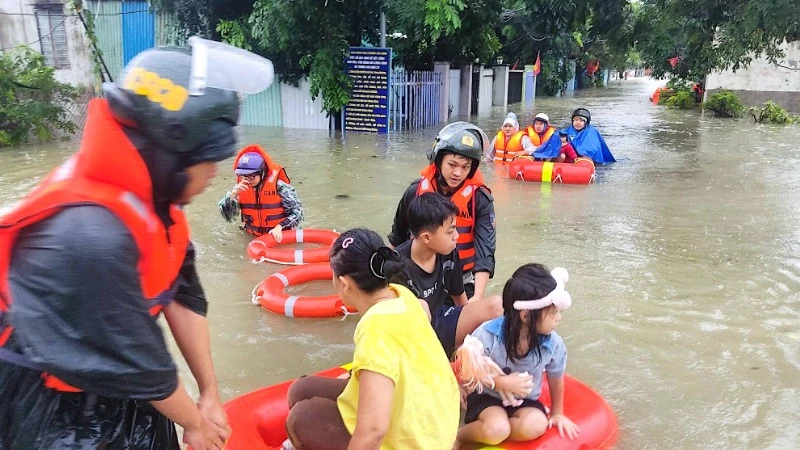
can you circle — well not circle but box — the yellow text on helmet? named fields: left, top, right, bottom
left=123, top=67, right=189, bottom=112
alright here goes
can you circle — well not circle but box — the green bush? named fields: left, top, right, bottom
left=0, top=46, right=78, bottom=147
left=664, top=90, right=696, bottom=109
left=702, top=90, right=746, bottom=118
left=750, top=100, right=798, bottom=124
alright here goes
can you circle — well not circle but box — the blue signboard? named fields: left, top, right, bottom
left=344, top=47, right=391, bottom=134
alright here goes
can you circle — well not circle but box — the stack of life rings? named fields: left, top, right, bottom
left=248, top=229, right=356, bottom=318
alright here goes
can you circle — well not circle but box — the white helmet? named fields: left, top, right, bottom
left=534, top=113, right=550, bottom=124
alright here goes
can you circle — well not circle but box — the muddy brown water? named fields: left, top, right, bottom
left=2, top=78, right=799, bottom=448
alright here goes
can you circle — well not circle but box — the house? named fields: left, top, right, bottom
left=0, top=0, right=95, bottom=87
left=705, top=41, right=800, bottom=113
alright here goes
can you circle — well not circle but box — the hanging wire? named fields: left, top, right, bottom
left=26, top=15, right=70, bottom=47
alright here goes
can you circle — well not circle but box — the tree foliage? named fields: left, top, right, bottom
left=496, top=0, right=637, bottom=95
left=636, top=0, right=800, bottom=80
left=0, top=46, right=78, bottom=147
left=152, top=0, right=254, bottom=38
left=164, top=0, right=639, bottom=111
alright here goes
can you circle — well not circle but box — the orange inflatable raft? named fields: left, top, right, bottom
left=222, top=365, right=618, bottom=450
left=509, top=156, right=596, bottom=184
left=252, top=263, right=355, bottom=318
left=248, top=229, right=340, bottom=265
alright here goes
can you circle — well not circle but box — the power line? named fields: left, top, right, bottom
left=26, top=15, right=70, bottom=47
left=0, top=9, right=152, bottom=17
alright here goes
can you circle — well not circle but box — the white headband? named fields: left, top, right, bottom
left=513, top=267, right=572, bottom=311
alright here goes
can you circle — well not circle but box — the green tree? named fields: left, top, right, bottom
left=0, top=46, right=78, bottom=147
left=151, top=0, right=254, bottom=38
left=218, top=0, right=500, bottom=113
left=636, top=0, right=800, bottom=80
left=495, top=0, right=635, bottom=94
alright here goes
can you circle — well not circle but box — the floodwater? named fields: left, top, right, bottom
left=1, top=78, right=799, bottom=449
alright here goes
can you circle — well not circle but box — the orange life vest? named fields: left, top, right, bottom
left=526, top=125, right=555, bottom=147
left=416, top=164, right=489, bottom=272
left=0, top=99, right=190, bottom=392
left=233, top=145, right=290, bottom=236
left=493, top=131, right=525, bottom=163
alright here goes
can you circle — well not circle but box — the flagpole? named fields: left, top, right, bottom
left=532, top=51, right=540, bottom=103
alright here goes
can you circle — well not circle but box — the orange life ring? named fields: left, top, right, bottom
left=253, top=263, right=356, bottom=318
left=247, top=229, right=340, bottom=265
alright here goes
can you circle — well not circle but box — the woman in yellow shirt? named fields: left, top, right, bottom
left=285, top=228, right=460, bottom=450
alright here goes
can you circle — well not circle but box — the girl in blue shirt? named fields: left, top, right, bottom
left=454, top=263, right=580, bottom=448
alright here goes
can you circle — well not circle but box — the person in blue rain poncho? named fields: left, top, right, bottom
left=532, top=108, right=615, bottom=164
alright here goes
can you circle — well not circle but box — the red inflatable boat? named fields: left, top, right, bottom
left=222, top=365, right=618, bottom=450
left=509, top=156, right=596, bottom=184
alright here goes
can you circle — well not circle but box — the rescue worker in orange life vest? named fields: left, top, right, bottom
left=389, top=122, right=496, bottom=300
left=218, top=145, right=303, bottom=242
left=485, top=112, right=536, bottom=163
left=0, top=38, right=275, bottom=450
left=523, top=112, right=557, bottom=155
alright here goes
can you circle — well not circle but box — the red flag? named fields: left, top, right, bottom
left=667, top=56, right=680, bottom=68
left=532, top=51, right=541, bottom=76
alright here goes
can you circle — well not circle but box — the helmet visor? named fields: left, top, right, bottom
left=188, top=37, right=275, bottom=96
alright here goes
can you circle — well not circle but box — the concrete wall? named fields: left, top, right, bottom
left=0, top=0, right=95, bottom=87
left=448, top=69, right=461, bottom=119
left=706, top=41, right=800, bottom=112
left=434, top=62, right=451, bottom=123
left=492, top=65, right=509, bottom=107
left=459, top=64, right=472, bottom=116
left=477, top=68, right=493, bottom=114
left=281, top=78, right=330, bottom=130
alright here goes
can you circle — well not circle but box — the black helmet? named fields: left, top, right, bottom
left=427, top=122, right=488, bottom=177
left=571, top=108, right=591, bottom=125
left=102, top=38, right=274, bottom=206
left=103, top=46, right=240, bottom=163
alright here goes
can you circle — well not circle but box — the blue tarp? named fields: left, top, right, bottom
left=533, top=125, right=616, bottom=164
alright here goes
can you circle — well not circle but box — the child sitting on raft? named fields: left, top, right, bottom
left=556, top=130, right=578, bottom=163
left=453, top=263, right=580, bottom=448
left=284, top=228, right=459, bottom=450
left=396, top=192, right=502, bottom=356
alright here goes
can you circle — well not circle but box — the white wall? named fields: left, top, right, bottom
left=449, top=69, right=461, bottom=119
left=0, top=0, right=95, bottom=87
left=706, top=41, right=800, bottom=92
left=280, top=78, right=330, bottom=130
left=477, top=68, right=493, bottom=114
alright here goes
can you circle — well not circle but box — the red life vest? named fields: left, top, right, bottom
left=526, top=125, right=555, bottom=147
left=233, top=145, right=290, bottom=236
left=416, top=165, right=489, bottom=272
left=493, top=131, right=525, bottom=163
left=0, top=99, right=190, bottom=392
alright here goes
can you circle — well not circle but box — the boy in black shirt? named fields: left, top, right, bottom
left=396, top=193, right=503, bottom=356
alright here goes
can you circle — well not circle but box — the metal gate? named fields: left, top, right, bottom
left=389, top=68, right=442, bottom=132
